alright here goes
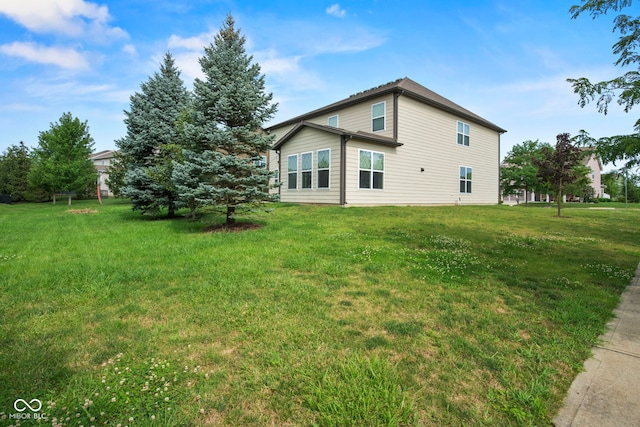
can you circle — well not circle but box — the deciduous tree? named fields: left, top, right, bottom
left=500, top=140, right=547, bottom=205
left=28, top=113, right=96, bottom=205
left=533, top=133, right=585, bottom=216
left=568, top=0, right=640, bottom=167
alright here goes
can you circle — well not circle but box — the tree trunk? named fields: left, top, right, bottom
left=167, top=195, right=175, bottom=218
left=53, top=193, right=56, bottom=205
left=525, top=189, right=529, bottom=206
left=556, top=188, right=562, bottom=217
left=226, top=205, right=236, bottom=225
left=68, top=194, right=72, bottom=206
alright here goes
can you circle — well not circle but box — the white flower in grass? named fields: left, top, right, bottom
left=129, top=417, right=134, bottom=422
left=199, top=408, right=205, bottom=414
left=150, top=415, right=156, bottom=420
left=164, top=397, right=169, bottom=402
left=111, top=397, right=116, bottom=402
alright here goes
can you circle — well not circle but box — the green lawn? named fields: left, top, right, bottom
left=0, top=200, right=638, bottom=426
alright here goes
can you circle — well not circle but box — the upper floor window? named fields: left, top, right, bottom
left=372, top=102, right=385, bottom=132
left=359, top=150, right=384, bottom=189
left=328, top=115, right=338, bottom=127
left=460, top=166, right=472, bottom=193
left=287, top=154, right=298, bottom=190
left=317, top=149, right=330, bottom=189
left=253, top=155, right=267, bottom=168
left=457, top=121, right=470, bottom=146
left=301, top=152, right=313, bottom=189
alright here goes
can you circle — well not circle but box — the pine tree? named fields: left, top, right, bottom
left=29, top=113, right=96, bottom=205
left=174, top=15, right=278, bottom=224
left=117, top=53, right=191, bottom=217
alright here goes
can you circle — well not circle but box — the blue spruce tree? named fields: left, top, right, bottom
left=117, top=53, right=191, bottom=218
left=174, top=15, right=278, bottom=225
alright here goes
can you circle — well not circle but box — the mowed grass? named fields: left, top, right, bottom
left=0, top=200, right=638, bottom=426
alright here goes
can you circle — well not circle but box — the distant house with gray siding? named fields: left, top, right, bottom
left=266, top=77, right=506, bottom=206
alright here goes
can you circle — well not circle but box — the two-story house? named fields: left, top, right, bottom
left=90, top=150, right=117, bottom=197
left=266, top=78, right=506, bottom=206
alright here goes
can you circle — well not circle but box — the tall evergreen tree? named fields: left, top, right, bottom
left=0, top=142, right=32, bottom=202
left=117, top=52, right=191, bottom=217
left=28, top=112, right=96, bottom=205
left=174, top=15, right=278, bottom=224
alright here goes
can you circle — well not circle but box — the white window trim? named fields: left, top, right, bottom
left=328, top=115, right=339, bottom=128
left=287, top=154, right=298, bottom=190
left=372, top=101, right=386, bottom=132
left=459, top=165, right=472, bottom=194
left=301, top=151, right=313, bottom=190
left=359, top=149, right=385, bottom=190
left=457, top=121, right=470, bottom=146
left=317, top=148, right=331, bottom=190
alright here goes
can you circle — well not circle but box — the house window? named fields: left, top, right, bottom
left=287, top=154, right=298, bottom=190
left=317, top=149, right=330, bottom=189
left=328, top=115, right=338, bottom=127
left=460, top=166, right=472, bottom=193
left=372, top=102, right=385, bottom=132
left=301, top=152, right=312, bottom=189
left=457, top=121, right=470, bottom=146
left=359, top=150, right=384, bottom=189
left=253, top=155, right=267, bottom=168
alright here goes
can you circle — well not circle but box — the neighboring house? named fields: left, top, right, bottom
left=582, top=149, right=605, bottom=199
left=266, top=77, right=506, bottom=206
left=501, top=149, right=605, bottom=204
left=90, top=150, right=117, bottom=197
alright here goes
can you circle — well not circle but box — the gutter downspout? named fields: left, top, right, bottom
left=277, top=150, right=282, bottom=198
left=393, top=90, right=403, bottom=141
left=340, top=135, right=349, bottom=206
left=498, top=133, right=502, bottom=204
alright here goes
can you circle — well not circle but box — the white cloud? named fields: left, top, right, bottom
left=0, top=42, right=90, bottom=70
left=168, top=33, right=215, bottom=51
left=326, top=4, right=346, bottom=18
left=0, top=0, right=127, bottom=41
left=0, top=103, right=46, bottom=113
left=171, top=51, right=205, bottom=84
left=122, top=44, right=138, bottom=57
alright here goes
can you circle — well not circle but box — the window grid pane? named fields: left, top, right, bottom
left=302, top=153, right=312, bottom=171
left=373, top=153, right=384, bottom=171
left=302, top=171, right=312, bottom=189
left=360, top=151, right=371, bottom=169
left=288, top=155, right=297, bottom=172
left=317, top=150, right=330, bottom=169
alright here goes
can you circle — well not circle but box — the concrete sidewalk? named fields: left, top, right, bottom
left=554, top=263, right=640, bottom=427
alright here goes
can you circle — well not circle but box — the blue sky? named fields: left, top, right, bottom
left=0, top=1, right=635, bottom=168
